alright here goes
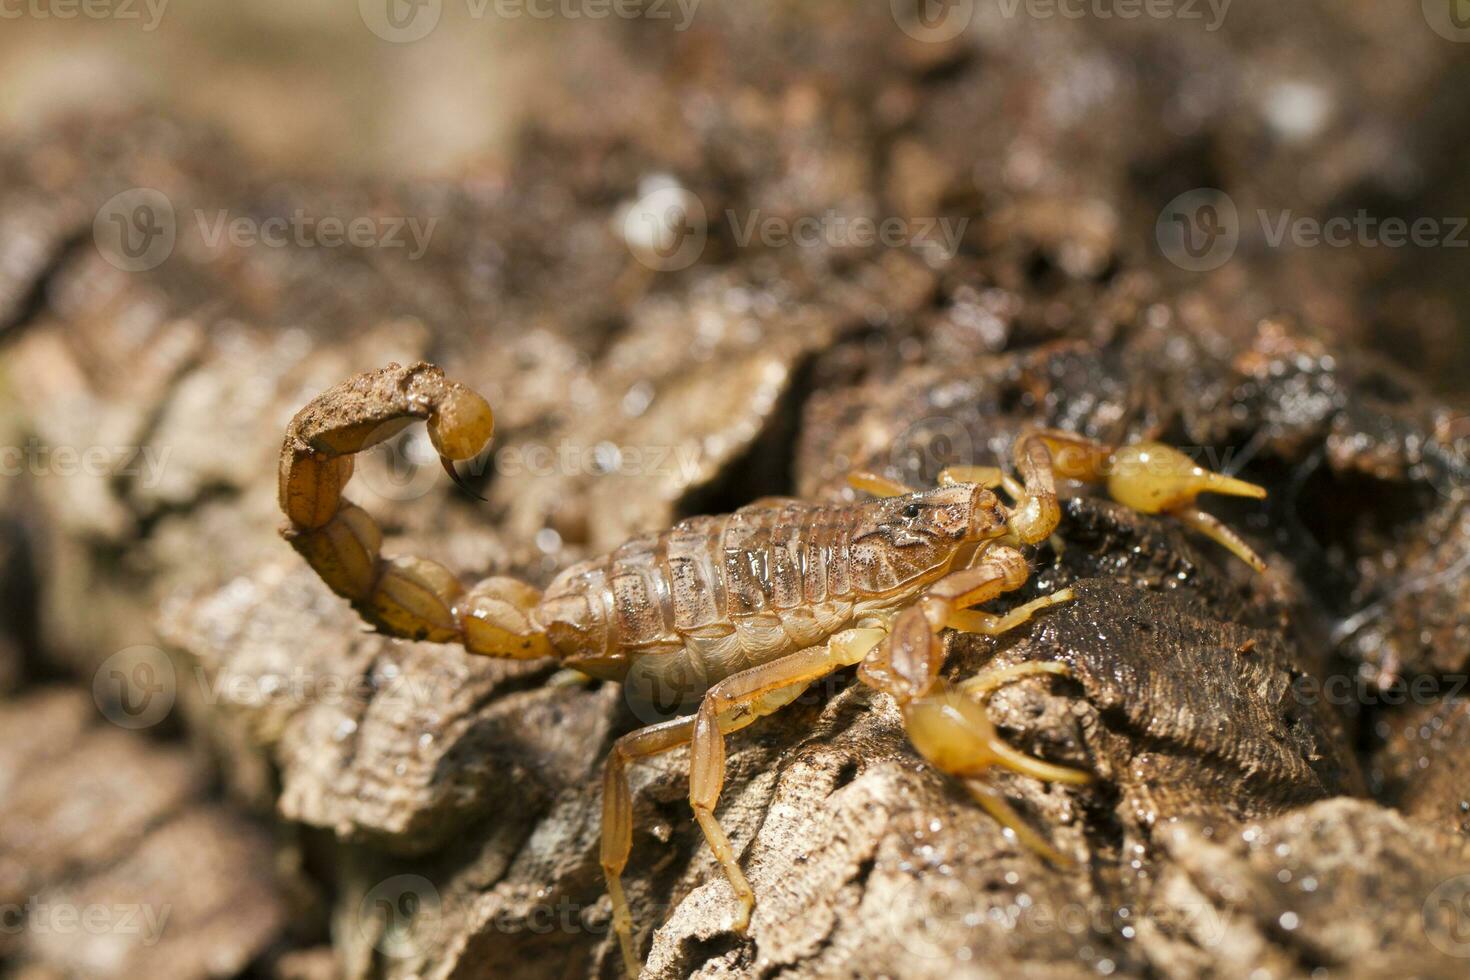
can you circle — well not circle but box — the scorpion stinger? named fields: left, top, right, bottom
left=440, top=453, right=488, bottom=502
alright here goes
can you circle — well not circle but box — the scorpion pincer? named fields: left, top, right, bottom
left=279, top=361, right=1268, bottom=975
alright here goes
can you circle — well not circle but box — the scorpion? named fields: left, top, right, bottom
left=278, top=362, right=1268, bottom=975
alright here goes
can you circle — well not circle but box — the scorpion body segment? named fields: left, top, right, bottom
left=540, top=488, right=1009, bottom=700
left=279, top=362, right=1270, bottom=977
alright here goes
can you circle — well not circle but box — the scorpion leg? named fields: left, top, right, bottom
left=857, top=547, right=1085, bottom=864
left=937, top=464, right=1010, bottom=493
left=957, top=661, right=1091, bottom=862
left=279, top=362, right=556, bottom=658
left=1021, top=428, right=1269, bottom=572
left=688, top=627, right=887, bottom=932
left=602, top=716, right=698, bottom=979
left=946, top=588, right=1075, bottom=636
left=846, top=471, right=916, bottom=498
left=852, top=467, right=1007, bottom=499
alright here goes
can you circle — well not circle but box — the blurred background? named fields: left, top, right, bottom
left=3, top=2, right=1470, bottom=979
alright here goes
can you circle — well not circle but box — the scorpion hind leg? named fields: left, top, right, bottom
left=687, top=628, right=887, bottom=933
left=280, top=362, right=554, bottom=657
left=601, top=716, right=698, bottom=979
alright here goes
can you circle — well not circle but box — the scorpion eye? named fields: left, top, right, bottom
left=902, top=503, right=922, bottom=519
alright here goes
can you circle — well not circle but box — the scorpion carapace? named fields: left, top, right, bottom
left=279, top=361, right=1269, bottom=976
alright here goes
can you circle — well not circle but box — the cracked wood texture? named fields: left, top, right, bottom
left=3, top=3, right=1470, bottom=978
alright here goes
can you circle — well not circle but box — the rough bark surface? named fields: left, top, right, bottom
left=3, top=3, right=1470, bottom=979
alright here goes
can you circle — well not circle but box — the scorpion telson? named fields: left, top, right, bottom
left=279, top=362, right=1269, bottom=976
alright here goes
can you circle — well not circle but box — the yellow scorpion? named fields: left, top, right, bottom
left=279, top=362, right=1267, bottom=975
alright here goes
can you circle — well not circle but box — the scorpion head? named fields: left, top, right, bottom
left=850, top=484, right=1008, bottom=594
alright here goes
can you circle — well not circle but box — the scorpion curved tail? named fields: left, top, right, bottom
left=278, top=362, right=554, bottom=659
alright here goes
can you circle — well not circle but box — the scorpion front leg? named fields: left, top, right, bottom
left=859, top=546, right=1088, bottom=864
left=279, top=362, right=553, bottom=659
